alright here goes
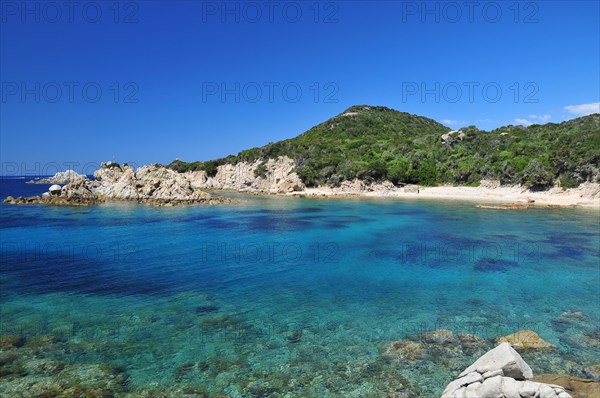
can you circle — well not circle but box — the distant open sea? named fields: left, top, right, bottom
left=1, top=177, right=599, bottom=397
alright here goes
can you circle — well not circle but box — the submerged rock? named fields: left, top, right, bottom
left=474, top=257, right=519, bottom=272
left=441, top=343, right=572, bottom=398
left=383, top=329, right=491, bottom=370
left=584, top=364, right=600, bottom=381
left=495, top=330, right=555, bottom=351
left=195, top=305, right=219, bottom=314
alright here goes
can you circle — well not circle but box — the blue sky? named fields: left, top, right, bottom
left=1, top=0, right=599, bottom=173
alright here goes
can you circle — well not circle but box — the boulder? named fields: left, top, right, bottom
left=579, top=182, right=600, bottom=199
left=458, top=342, right=532, bottom=380
left=531, top=375, right=600, bottom=398
left=48, top=185, right=62, bottom=195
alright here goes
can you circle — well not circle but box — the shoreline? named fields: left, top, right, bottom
left=281, top=185, right=600, bottom=209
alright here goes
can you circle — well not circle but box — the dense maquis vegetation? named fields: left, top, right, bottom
left=167, top=105, right=600, bottom=188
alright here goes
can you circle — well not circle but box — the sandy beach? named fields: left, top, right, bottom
left=289, top=184, right=600, bottom=208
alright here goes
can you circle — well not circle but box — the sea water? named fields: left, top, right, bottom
left=0, top=178, right=598, bottom=397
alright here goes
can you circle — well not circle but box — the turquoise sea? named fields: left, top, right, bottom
left=0, top=178, right=599, bottom=397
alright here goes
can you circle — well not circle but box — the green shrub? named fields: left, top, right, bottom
left=254, top=164, right=268, bottom=178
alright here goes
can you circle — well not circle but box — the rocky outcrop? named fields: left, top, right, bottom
left=187, top=156, right=305, bottom=194
left=27, top=170, right=87, bottom=184
left=578, top=182, right=600, bottom=199
left=441, top=342, right=572, bottom=398
left=92, top=162, right=235, bottom=205
left=92, top=162, right=140, bottom=199
left=495, top=330, right=555, bottom=351
left=5, top=178, right=104, bottom=206
left=5, top=162, right=235, bottom=206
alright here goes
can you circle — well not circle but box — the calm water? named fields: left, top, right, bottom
left=1, top=178, right=599, bottom=397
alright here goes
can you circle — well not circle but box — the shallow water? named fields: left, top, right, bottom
left=1, top=178, right=599, bottom=397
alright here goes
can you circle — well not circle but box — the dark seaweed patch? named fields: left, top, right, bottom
left=474, top=258, right=519, bottom=272
left=195, top=305, right=219, bottom=314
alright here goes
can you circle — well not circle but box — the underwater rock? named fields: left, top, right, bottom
left=441, top=343, right=572, bottom=398
left=383, top=340, right=425, bottom=362
left=474, top=257, right=519, bottom=272
left=286, top=330, right=302, bottom=344
left=0, top=335, right=26, bottom=348
left=495, top=330, right=555, bottom=351
left=561, top=330, right=600, bottom=353
left=383, top=329, right=491, bottom=368
left=23, top=358, right=65, bottom=375
left=552, top=311, right=593, bottom=333
left=195, top=305, right=219, bottom=314
left=584, top=364, right=600, bottom=381
left=0, top=333, right=130, bottom=398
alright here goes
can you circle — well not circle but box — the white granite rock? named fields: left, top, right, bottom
left=441, top=342, right=572, bottom=398
left=459, top=343, right=532, bottom=380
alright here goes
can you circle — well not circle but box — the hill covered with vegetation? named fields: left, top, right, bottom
left=168, top=105, right=600, bottom=189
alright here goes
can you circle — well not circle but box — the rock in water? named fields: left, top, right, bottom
left=195, top=305, right=219, bottom=314
left=495, top=330, right=555, bottom=351
left=441, top=342, right=572, bottom=398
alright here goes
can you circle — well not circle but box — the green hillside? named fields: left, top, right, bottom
left=168, top=105, right=600, bottom=189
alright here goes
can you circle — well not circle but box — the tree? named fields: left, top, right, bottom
left=521, top=159, right=553, bottom=188
left=387, top=157, right=412, bottom=185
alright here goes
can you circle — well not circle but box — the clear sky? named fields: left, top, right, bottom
left=1, top=0, right=599, bottom=174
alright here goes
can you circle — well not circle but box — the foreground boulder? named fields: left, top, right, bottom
left=441, top=342, right=572, bottom=397
left=531, top=374, right=600, bottom=398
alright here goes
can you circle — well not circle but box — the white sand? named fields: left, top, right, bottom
left=289, top=185, right=600, bottom=208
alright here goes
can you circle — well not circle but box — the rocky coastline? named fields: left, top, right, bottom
left=4, top=163, right=236, bottom=207
left=5, top=159, right=600, bottom=208
left=170, top=156, right=599, bottom=208
left=25, top=170, right=86, bottom=185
